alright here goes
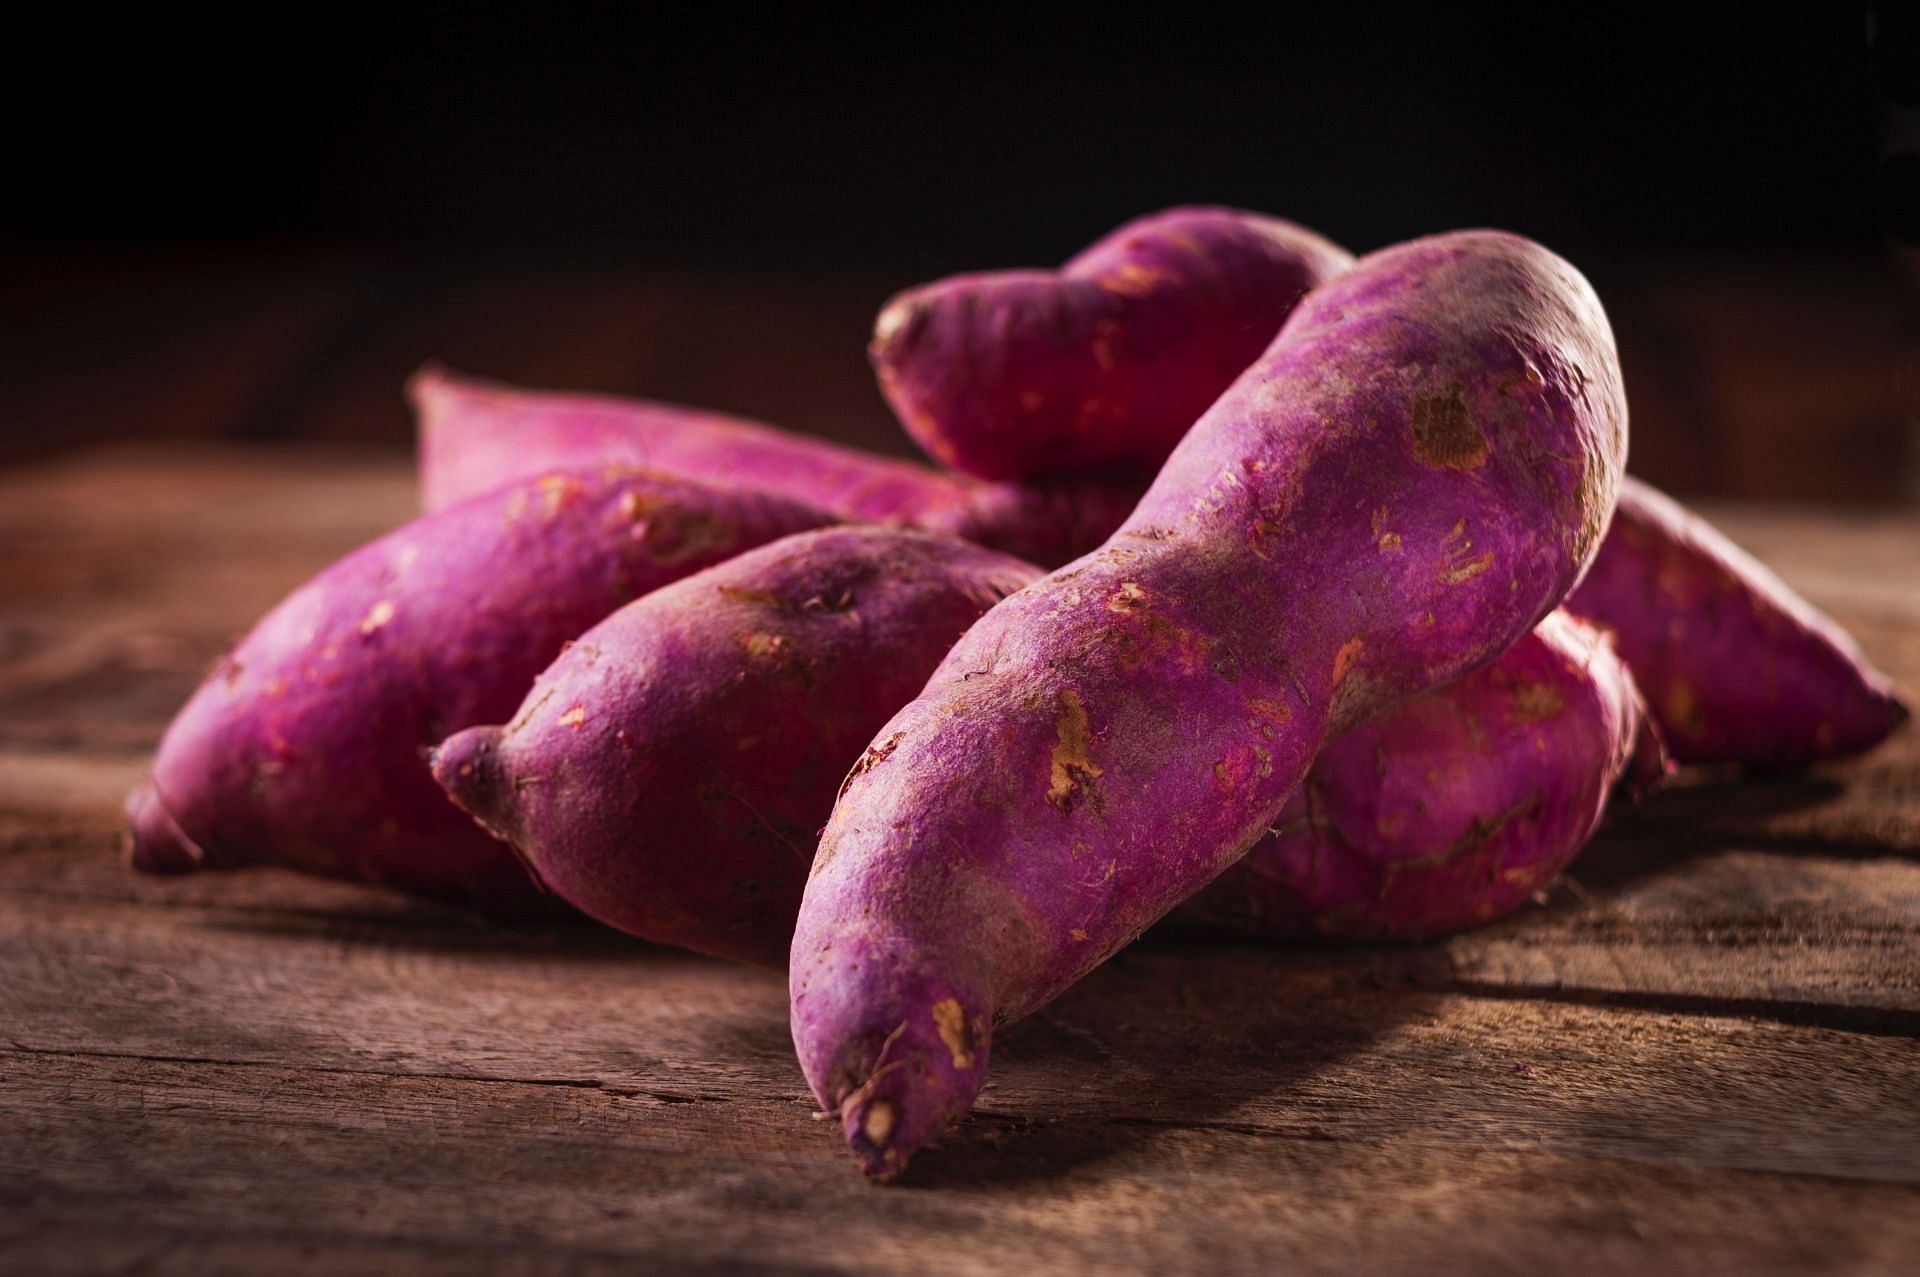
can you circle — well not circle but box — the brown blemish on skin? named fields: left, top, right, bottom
left=1070, top=928, right=1088, bottom=941
left=557, top=705, right=586, bottom=728
left=1373, top=506, right=1403, bottom=550
left=1104, top=612, right=1213, bottom=676
left=741, top=632, right=788, bottom=660
left=1097, top=261, right=1172, bottom=297
left=536, top=473, right=584, bottom=517
left=1374, top=503, right=1405, bottom=549
left=1411, top=386, right=1490, bottom=471
left=717, top=585, right=786, bottom=609
left=1500, top=861, right=1552, bottom=887
left=840, top=731, right=905, bottom=799
left=1333, top=638, right=1365, bottom=685
left=358, top=600, right=396, bottom=635
left=1245, top=695, right=1292, bottom=739
left=931, top=998, right=976, bottom=1069
left=1107, top=582, right=1149, bottom=612
left=1441, top=551, right=1495, bottom=584
left=1047, top=690, right=1103, bottom=812
left=1380, top=790, right=1539, bottom=880
left=1510, top=681, right=1565, bottom=722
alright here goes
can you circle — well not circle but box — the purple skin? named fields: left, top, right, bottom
left=411, top=366, right=1146, bottom=568
left=1566, top=476, right=1908, bottom=767
left=869, top=206, right=1355, bottom=481
left=431, top=528, right=1041, bottom=966
left=125, top=469, right=833, bottom=912
left=1177, top=611, right=1667, bottom=942
left=791, top=230, right=1628, bottom=1178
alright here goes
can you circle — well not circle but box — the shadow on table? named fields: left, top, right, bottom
left=895, top=941, right=1440, bottom=1189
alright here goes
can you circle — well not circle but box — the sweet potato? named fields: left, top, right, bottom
left=1177, top=611, right=1665, bottom=942
left=868, top=206, right=1354, bottom=480
left=411, top=367, right=1144, bottom=567
left=431, top=528, right=1041, bottom=964
left=1566, top=477, right=1908, bottom=766
left=124, top=470, right=833, bottom=911
left=790, top=230, right=1628, bottom=1176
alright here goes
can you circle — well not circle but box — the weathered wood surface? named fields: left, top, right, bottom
left=2, top=448, right=1917, bottom=1276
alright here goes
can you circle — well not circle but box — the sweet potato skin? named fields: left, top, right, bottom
left=432, top=528, right=1040, bottom=965
left=1177, top=612, right=1664, bottom=942
left=1567, top=477, right=1908, bottom=766
left=411, top=367, right=1145, bottom=568
left=869, top=206, right=1354, bottom=480
left=124, top=470, right=833, bottom=911
left=791, top=230, right=1628, bottom=1176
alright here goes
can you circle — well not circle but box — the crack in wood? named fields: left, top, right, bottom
left=1442, top=981, right=1920, bottom=1040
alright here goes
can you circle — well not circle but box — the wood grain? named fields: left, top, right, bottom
left=1, top=449, right=1916, bottom=1276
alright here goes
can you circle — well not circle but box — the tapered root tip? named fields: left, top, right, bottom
left=814, top=997, right=991, bottom=1181
left=430, top=725, right=513, bottom=840
left=403, top=361, right=455, bottom=414
left=124, top=782, right=206, bottom=875
left=868, top=294, right=921, bottom=369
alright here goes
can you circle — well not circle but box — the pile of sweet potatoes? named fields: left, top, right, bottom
left=129, top=207, right=1908, bottom=1179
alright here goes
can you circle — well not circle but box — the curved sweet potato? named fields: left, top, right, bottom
left=1567, top=477, right=1908, bottom=766
left=791, top=230, right=1628, bottom=1176
left=432, top=528, right=1041, bottom=965
left=125, top=470, right=833, bottom=911
left=1178, top=611, right=1665, bottom=942
left=869, top=206, right=1354, bottom=480
left=411, top=367, right=1145, bottom=568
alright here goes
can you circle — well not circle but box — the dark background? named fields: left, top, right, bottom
left=6, top=6, right=1917, bottom=502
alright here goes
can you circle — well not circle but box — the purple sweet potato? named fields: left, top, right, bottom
left=868, top=206, right=1354, bottom=480
left=411, top=367, right=1145, bottom=567
left=1566, top=476, right=1908, bottom=766
left=432, top=527, right=1041, bottom=965
left=125, top=469, right=833, bottom=911
left=790, top=230, right=1628, bottom=1176
left=1177, top=611, right=1665, bottom=942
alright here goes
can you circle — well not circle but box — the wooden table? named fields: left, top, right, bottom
left=3, top=447, right=1917, bottom=1276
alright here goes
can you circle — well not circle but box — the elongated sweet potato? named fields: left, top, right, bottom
left=869, top=206, right=1354, bottom=480
left=790, top=230, right=1628, bottom=1177
left=432, top=528, right=1041, bottom=964
left=124, top=470, right=833, bottom=911
left=1566, top=477, right=1907, bottom=766
left=1177, top=611, right=1665, bottom=942
left=411, top=367, right=1144, bottom=567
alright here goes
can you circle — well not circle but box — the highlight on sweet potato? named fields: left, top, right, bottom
left=1567, top=476, right=1908, bottom=767
left=124, top=469, right=833, bottom=911
left=411, top=366, right=1145, bottom=568
left=432, top=527, right=1041, bottom=965
left=790, top=229, right=1628, bottom=1176
left=868, top=206, right=1354, bottom=480
left=1176, top=611, right=1665, bottom=943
